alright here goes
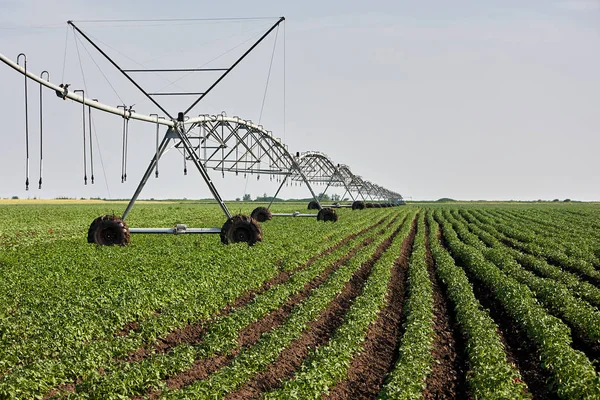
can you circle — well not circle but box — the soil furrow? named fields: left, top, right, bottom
left=322, top=214, right=416, bottom=399
left=122, top=217, right=389, bottom=363
left=224, top=216, right=407, bottom=399
left=423, top=218, right=467, bottom=399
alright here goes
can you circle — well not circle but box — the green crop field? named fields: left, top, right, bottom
left=0, top=202, right=599, bottom=399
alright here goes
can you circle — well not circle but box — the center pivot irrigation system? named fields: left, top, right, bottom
left=1, top=17, right=404, bottom=246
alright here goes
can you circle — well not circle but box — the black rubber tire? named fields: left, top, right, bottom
left=87, top=215, right=130, bottom=246
left=220, top=214, right=263, bottom=245
left=251, top=206, right=272, bottom=223
left=317, top=208, right=338, bottom=222
left=351, top=200, right=365, bottom=210
left=307, top=200, right=320, bottom=210
left=365, top=203, right=374, bottom=209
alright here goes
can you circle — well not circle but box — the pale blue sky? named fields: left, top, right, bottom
left=0, top=0, right=598, bottom=201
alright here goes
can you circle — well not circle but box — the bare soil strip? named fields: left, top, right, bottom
left=322, top=215, right=417, bottom=399
left=423, top=218, right=467, bottom=399
left=223, top=217, right=408, bottom=399
left=122, top=217, right=390, bottom=362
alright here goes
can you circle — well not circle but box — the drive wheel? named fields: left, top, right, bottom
left=317, top=208, right=338, bottom=222
left=352, top=200, right=365, bottom=210
left=251, top=206, right=272, bottom=223
left=87, top=215, right=130, bottom=246
left=220, top=215, right=263, bottom=245
left=307, top=200, right=319, bottom=210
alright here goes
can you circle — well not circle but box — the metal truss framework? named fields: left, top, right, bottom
left=1, top=22, right=404, bottom=242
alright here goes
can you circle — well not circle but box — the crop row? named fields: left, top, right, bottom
left=458, top=209, right=600, bottom=308
left=0, top=205, right=397, bottom=398
left=262, top=212, right=416, bottom=398
left=158, top=213, right=411, bottom=398
left=69, top=213, right=402, bottom=397
left=378, top=212, right=434, bottom=399
left=426, top=213, right=527, bottom=398
left=435, top=210, right=600, bottom=399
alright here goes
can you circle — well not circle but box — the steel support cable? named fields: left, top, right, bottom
left=17, top=54, right=30, bottom=191
left=73, top=35, right=94, bottom=185
left=258, top=25, right=279, bottom=124
left=73, top=32, right=126, bottom=105
left=79, top=32, right=188, bottom=94
left=153, top=26, right=270, bottom=95
left=61, top=25, right=69, bottom=82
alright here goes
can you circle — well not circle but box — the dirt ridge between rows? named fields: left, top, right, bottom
left=322, top=213, right=417, bottom=399
left=223, top=215, right=408, bottom=399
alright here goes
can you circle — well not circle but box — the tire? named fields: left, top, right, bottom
left=317, top=208, right=338, bottom=222
left=251, top=206, right=272, bottom=223
left=352, top=201, right=365, bottom=210
left=87, top=215, right=130, bottom=246
left=220, top=215, right=263, bottom=245
left=307, top=200, right=320, bottom=210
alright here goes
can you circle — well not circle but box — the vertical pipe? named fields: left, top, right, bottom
left=74, top=90, right=87, bottom=185
left=39, top=71, right=49, bottom=189
left=17, top=54, right=29, bottom=191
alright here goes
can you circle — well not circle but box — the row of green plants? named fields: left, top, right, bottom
left=488, top=208, right=600, bottom=268
left=426, top=213, right=528, bottom=399
left=459, top=209, right=600, bottom=309
left=435, top=210, right=600, bottom=399
left=378, top=212, right=434, bottom=399
left=475, top=209, right=600, bottom=282
left=444, top=209, right=600, bottom=342
left=0, top=205, right=392, bottom=398
left=160, top=214, right=411, bottom=398
left=70, top=214, right=401, bottom=397
left=263, top=212, right=417, bottom=399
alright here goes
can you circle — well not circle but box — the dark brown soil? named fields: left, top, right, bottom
left=225, top=216, right=407, bottom=399
left=423, top=218, right=468, bottom=400
left=121, top=217, right=390, bottom=362
left=322, top=214, right=417, bottom=399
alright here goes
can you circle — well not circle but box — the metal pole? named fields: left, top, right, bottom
left=268, top=175, right=288, bottom=209
left=122, top=130, right=172, bottom=220
left=176, top=127, right=232, bottom=219
left=67, top=21, right=174, bottom=120
left=183, top=17, right=285, bottom=115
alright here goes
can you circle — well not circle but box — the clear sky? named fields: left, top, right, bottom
left=0, top=0, right=598, bottom=201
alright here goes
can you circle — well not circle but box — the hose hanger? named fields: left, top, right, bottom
left=149, top=114, right=165, bottom=178
left=73, top=90, right=87, bottom=185
left=118, top=105, right=134, bottom=183
left=39, top=71, right=49, bottom=189
left=17, top=53, right=29, bottom=191
left=89, top=99, right=97, bottom=184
